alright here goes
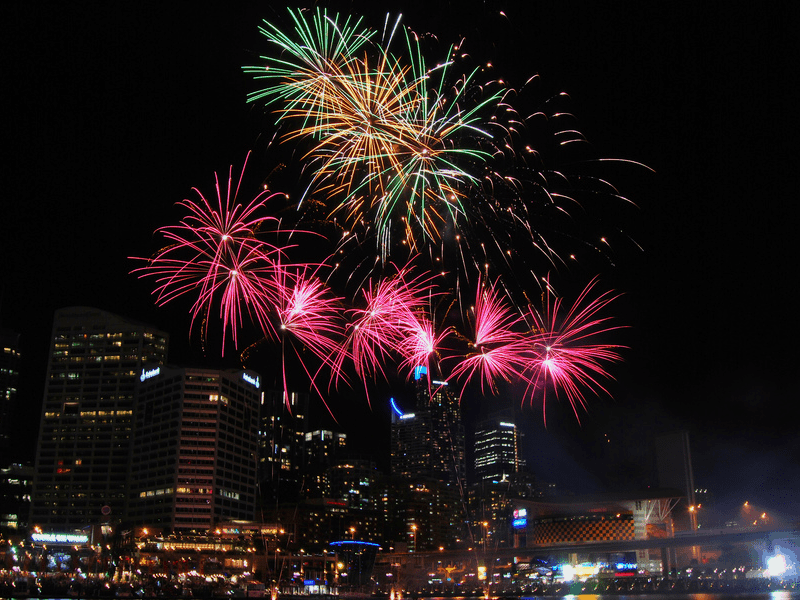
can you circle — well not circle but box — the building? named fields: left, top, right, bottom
left=0, top=463, right=34, bottom=535
left=0, top=328, right=22, bottom=452
left=390, top=369, right=466, bottom=484
left=127, top=366, right=261, bottom=530
left=258, top=390, right=309, bottom=504
left=474, top=416, right=520, bottom=483
left=30, top=307, right=168, bottom=530
left=389, top=368, right=467, bottom=550
left=302, top=429, right=348, bottom=498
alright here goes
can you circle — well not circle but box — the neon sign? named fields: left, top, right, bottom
left=242, top=373, right=260, bottom=388
left=140, top=367, right=160, bottom=382
left=390, top=397, right=404, bottom=417
left=414, top=365, right=427, bottom=380
left=32, top=533, right=89, bottom=544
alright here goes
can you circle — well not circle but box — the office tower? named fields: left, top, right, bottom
left=389, top=368, right=467, bottom=550
left=31, top=307, right=168, bottom=530
left=0, top=463, right=34, bottom=535
left=390, top=368, right=466, bottom=484
left=474, top=417, right=520, bottom=483
left=302, top=430, right=347, bottom=498
left=0, top=328, right=21, bottom=452
left=128, top=366, right=261, bottom=530
left=258, top=390, right=309, bottom=504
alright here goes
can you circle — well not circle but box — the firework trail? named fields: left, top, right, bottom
left=131, top=154, right=288, bottom=353
left=521, top=277, right=625, bottom=424
left=135, top=9, right=638, bottom=423
left=448, top=278, right=528, bottom=395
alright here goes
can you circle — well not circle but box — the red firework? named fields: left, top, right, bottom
left=449, top=279, right=527, bottom=395
left=522, top=277, right=625, bottom=424
left=336, top=265, right=438, bottom=395
left=273, top=264, right=347, bottom=399
left=132, top=153, right=289, bottom=353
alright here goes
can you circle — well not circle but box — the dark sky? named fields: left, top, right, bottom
left=3, top=2, right=797, bottom=522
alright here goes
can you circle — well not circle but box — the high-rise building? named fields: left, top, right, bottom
left=0, top=328, right=22, bottom=452
left=302, top=429, right=347, bottom=498
left=474, top=417, right=520, bottom=483
left=0, top=463, right=34, bottom=535
left=127, top=366, right=261, bottom=530
left=390, top=368, right=465, bottom=484
left=389, top=368, right=467, bottom=550
left=258, top=390, right=309, bottom=504
left=31, top=307, right=168, bottom=530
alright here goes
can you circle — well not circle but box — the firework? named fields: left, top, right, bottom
left=335, top=264, right=438, bottom=390
left=131, top=154, right=288, bottom=353
left=521, top=277, right=625, bottom=424
left=246, top=10, right=506, bottom=257
left=136, top=9, right=637, bottom=425
left=448, top=279, right=527, bottom=395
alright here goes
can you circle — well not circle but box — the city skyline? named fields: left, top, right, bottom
left=2, top=1, right=797, bottom=522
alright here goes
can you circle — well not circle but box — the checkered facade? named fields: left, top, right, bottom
left=532, top=515, right=634, bottom=544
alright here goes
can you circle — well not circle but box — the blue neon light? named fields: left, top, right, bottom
left=414, top=365, right=427, bottom=380
left=329, top=540, right=381, bottom=547
left=390, top=397, right=404, bottom=417
left=512, top=518, right=527, bottom=529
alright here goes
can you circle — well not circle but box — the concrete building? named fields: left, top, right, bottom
left=31, top=307, right=168, bottom=530
left=474, top=417, right=520, bottom=483
left=128, top=366, right=261, bottom=530
left=0, top=328, right=22, bottom=452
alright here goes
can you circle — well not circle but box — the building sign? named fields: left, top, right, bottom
left=31, top=533, right=89, bottom=545
left=242, top=372, right=260, bottom=388
left=140, top=367, right=160, bottom=382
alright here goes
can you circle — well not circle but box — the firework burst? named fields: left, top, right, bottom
left=521, top=277, right=625, bottom=424
left=131, top=154, right=288, bottom=353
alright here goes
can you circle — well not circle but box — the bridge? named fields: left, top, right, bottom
left=374, top=527, right=798, bottom=589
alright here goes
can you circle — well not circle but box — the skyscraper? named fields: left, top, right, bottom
left=390, top=368, right=465, bottom=484
left=0, top=328, right=21, bottom=452
left=474, top=416, right=520, bottom=483
left=128, top=366, right=261, bottom=530
left=258, top=390, right=309, bottom=504
left=31, top=307, right=168, bottom=530
left=389, top=368, right=467, bottom=550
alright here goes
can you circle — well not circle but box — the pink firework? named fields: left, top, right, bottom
left=273, top=265, right=347, bottom=396
left=397, top=312, right=448, bottom=381
left=522, top=277, right=625, bottom=424
left=449, top=279, right=527, bottom=395
left=132, top=154, right=288, bottom=353
left=338, top=265, right=437, bottom=384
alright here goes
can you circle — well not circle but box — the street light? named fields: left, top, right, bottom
left=410, top=525, right=417, bottom=553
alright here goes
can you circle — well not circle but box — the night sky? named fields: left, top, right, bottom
left=3, top=2, right=797, bottom=523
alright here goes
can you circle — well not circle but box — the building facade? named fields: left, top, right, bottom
left=0, top=328, right=22, bottom=452
left=474, top=417, right=520, bottom=483
left=31, top=307, right=168, bottom=530
left=128, top=366, right=261, bottom=531
left=258, top=390, right=309, bottom=504
left=390, top=370, right=466, bottom=484
left=389, top=369, right=467, bottom=550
